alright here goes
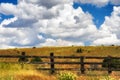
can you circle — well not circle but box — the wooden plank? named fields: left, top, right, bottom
left=30, top=62, right=103, bottom=65
left=38, top=68, right=79, bottom=70
left=38, top=68, right=120, bottom=71
left=0, top=55, right=50, bottom=58
left=0, top=55, right=120, bottom=59
left=84, top=62, right=103, bottom=64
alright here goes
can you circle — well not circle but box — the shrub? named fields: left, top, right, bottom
left=30, top=57, right=42, bottom=63
left=76, top=48, right=83, bottom=53
left=32, top=46, right=36, bottom=49
left=18, top=57, right=29, bottom=62
left=111, top=44, right=115, bottom=46
left=18, top=52, right=29, bottom=63
left=102, top=57, right=120, bottom=69
left=57, top=72, right=77, bottom=80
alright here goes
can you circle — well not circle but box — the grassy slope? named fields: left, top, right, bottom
left=0, top=46, right=120, bottom=56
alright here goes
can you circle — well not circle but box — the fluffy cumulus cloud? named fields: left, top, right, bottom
left=92, top=34, right=120, bottom=45
left=0, top=0, right=120, bottom=48
left=102, top=7, right=120, bottom=38
left=0, top=26, right=40, bottom=48
left=39, top=38, right=84, bottom=46
left=24, top=0, right=72, bottom=9
left=0, top=0, right=97, bottom=48
left=34, top=4, right=97, bottom=41
left=92, top=6, right=120, bottom=45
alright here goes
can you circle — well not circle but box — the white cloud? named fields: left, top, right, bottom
left=110, top=0, right=120, bottom=5
left=0, top=26, right=40, bottom=47
left=0, top=0, right=120, bottom=48
left=0, top=0, right=97, bottom=48
left=0, top=3, right=17, bottom=15
left=74, top=0, right=109, bottom=7
left=0, top=17, right=17, bottom=27
left=34, top=4, right=97, bottom=40
left=91, top=6, right=120, bottom=45
left=92, top=34, right=120, bottom=45
left=24, top=0, right=72, bottom=8
left=40, top=38, right=84, bottom=46
left=100, top=6, right=120, bottom=38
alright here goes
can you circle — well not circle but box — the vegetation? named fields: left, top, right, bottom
left=76, top=48, right=83, bottom=53
left=0, top=46, right=120, bottom=80
left=18, top=56, right=29, bottom=62
left=30, top=57, right=42, bottom=63
left=57, top=72, right=77, bottom=80
left=102, top=57, right=120, bottom=69
left=0, top=46, right=120, bottom=56
left=100, top=76, right=116, bottom=80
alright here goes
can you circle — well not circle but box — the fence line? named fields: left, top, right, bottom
left=0, top=52, right=120, bottom=74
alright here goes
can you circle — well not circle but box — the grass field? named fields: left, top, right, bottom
left=0, top=46, right=120, bottom=80
left=0, top=46, right=120, bottom=56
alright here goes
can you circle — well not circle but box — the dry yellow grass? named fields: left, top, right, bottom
left=1, top=68, right=120, bottom=80
left=0, top=46, right=120, bottom=56
left=0, top=46, right=120, bottom=80
left=14, top=70, right=56, bottom=80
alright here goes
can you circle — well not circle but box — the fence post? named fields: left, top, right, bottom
left=80, top=56, right=85, bottom=74
left=50, top=52, right=55, bottom=74
left=21, top=52, right=26, bottom=69
left=108, top=56, right=112, bottom=74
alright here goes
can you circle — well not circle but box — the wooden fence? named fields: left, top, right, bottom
left=0, top=52, right=120, bottom=74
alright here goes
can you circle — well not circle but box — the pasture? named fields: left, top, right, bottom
left=0, top=46, right=120, bottom=80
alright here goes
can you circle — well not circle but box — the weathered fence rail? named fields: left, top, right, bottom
left=0, top=52, right=120, bottom=74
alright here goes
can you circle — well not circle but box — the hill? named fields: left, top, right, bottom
left=0, top=46, right=120, bottom=57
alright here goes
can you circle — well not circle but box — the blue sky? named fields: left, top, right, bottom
left=0, top=0, right=120, bottom=48
left=0, top=0, right=17, bottom=4
left=73, top=2, right=114, bottom=28
left=0, top=0, right=17, bottom=23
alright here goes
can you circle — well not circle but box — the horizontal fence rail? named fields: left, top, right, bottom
left=1, top=55, right=120, bottom=59
left=0, top=52, right=120, bottom=74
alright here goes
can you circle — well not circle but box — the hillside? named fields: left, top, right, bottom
left=0, top=46, right=120, bottom=57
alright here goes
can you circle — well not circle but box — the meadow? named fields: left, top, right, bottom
left=0, top=46, right=120, bottom=80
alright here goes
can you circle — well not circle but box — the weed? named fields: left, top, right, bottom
left=30, top=57, right=42, bottom=63
left=57, top=72, right=77, bottom=80
left=100, top=76, right=116, bottom=80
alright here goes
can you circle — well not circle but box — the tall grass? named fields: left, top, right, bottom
left=0, top=63, right=56, bottom=80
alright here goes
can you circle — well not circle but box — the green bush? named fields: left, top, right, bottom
left=57, top=72, right=77, bottom=80
left=30, top=57, right=42, bottom=63
left=18, top=57, right=28, bottom=62
left=76, top=48, right=83, bottom=53
left=102, top=57, right=120, bottom=69
left=18, top=52, right=28, bottom=63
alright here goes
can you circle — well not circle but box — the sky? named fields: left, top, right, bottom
left=0, top=0, right=120, bottom=49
